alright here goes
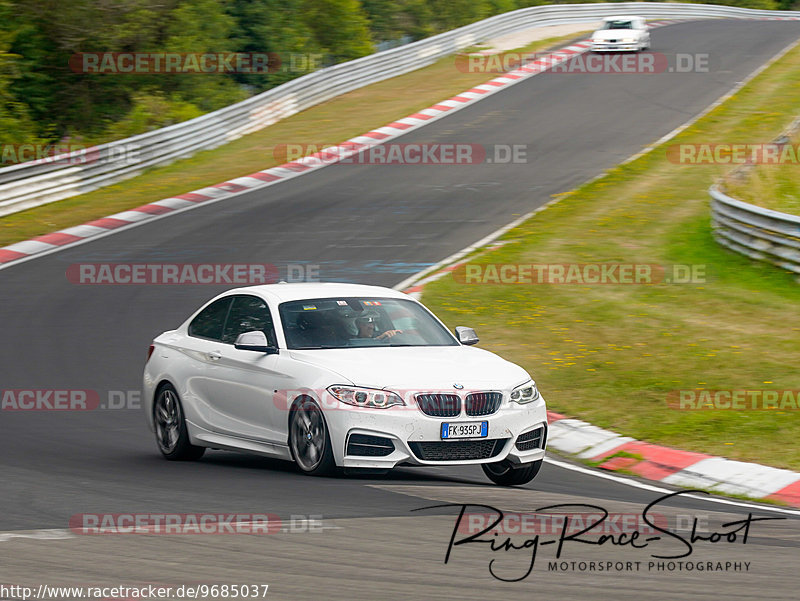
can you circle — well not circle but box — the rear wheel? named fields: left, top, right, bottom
left=289, top=398, right=336, bottom=476
left=154, top=384, right=205, bottom=461
left=482, top=459, right=542, bottom=486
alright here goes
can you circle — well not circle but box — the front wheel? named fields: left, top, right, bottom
left=153, top=384, right=205, bottom=461
left=289, top=398, right=336, bottom=476
left=482, top=459, right=542, bottom=486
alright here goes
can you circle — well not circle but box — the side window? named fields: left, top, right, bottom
left=188, top=297, right=232, bottom=341
left=222, top=295, right=277, bottom=346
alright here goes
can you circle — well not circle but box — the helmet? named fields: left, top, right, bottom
left=353, top=311, right=380, bottom=334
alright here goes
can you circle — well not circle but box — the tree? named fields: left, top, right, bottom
left=427, top=0, right=494, bottom=33
left=161, top=0, right=246, bottom=112
left=303, top=0, right=374, bottom=63
left=229, top=0, right=322, bottom=90
left=8, top=0, right=173, bottom=139
left=0, top=0, right=42, bottom=147
left=361, top=0, right=435, bottom=42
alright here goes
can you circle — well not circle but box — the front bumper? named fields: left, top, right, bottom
left=324, top=395, right=548, bottom=469
left=591, top=42, right=640, bottom=52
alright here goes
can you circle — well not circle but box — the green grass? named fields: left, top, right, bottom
left=0, top=32, right=590, bottom=248
left=725, top=134, right=800, bottom=215
left=422, top=42, right=800, bottom=471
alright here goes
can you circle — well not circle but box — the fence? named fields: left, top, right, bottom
left=710, top=186, right=800, bottom=278
left=2, top=2, right=799, bottom=217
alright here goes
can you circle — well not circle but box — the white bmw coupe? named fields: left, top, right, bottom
left=143, top=283, right=547, bottom=485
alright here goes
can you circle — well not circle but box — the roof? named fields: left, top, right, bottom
left=602, top=15, right=642, bottom=21
left=223, top=282, right=411, bottom=304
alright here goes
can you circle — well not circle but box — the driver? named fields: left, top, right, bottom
left=354, top=314, right=403, bottom=340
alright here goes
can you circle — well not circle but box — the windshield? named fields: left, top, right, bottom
left=279, top=297, right=458, bottom=349
left=602, top=20, right=634, bottom=30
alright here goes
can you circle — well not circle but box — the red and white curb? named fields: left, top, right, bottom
left=0, top=22, right=681, bottom=270
left=546, top=413, right=800, bottom=507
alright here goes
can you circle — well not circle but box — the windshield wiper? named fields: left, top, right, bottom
left=291, top=345, right=344, bottom=350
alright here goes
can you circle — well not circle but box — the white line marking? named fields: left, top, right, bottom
left=0, top=529, right=74, bottom=542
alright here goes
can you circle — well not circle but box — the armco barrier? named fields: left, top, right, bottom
left=710, top=185, right=800, bottom=278
left=2, top=2, right=799, bottom=217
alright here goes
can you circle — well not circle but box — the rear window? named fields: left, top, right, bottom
left=279, top=297, right=458, bottom=350
left=603, top=20, right=633, bottom=30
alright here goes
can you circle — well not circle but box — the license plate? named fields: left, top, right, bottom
left=441, top=421, right=488, bottom=439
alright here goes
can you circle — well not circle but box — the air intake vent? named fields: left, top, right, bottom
left=346, top=434, right=395, bottom=457
left=409, top=439, right=506, bottom=461
left=515, top=426, right=546, bottom=452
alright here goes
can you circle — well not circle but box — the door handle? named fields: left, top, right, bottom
left=207, top=351, right=222, bottom=361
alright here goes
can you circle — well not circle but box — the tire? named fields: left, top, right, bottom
left=289, top=398, right=336, bottom=476
left=482, top=458, right=542, bottom=486
left=153, top=384, right=205, bottom=461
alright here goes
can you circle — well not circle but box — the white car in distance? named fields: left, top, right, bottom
left=591, top=16, right=650, bottom=52
left=143, top=283, right=548, bottom=486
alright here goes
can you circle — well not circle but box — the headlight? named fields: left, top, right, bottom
left=622, top=37, right=636, bottom=43
left=327, top=385, right=405, bottom=409
left=510, top=381, right=540, bottom=404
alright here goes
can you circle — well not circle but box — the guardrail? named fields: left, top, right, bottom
left=2, top=2, right=799, bottom=217
left=710, top=186, right=800, bottom=279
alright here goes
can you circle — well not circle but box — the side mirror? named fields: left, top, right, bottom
left=234, top=331, right=279, bottom=354
left=455, top=326, right=479, bottom=346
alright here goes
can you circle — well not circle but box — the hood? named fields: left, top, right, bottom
left=287, top=345, right=531, bottom=391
